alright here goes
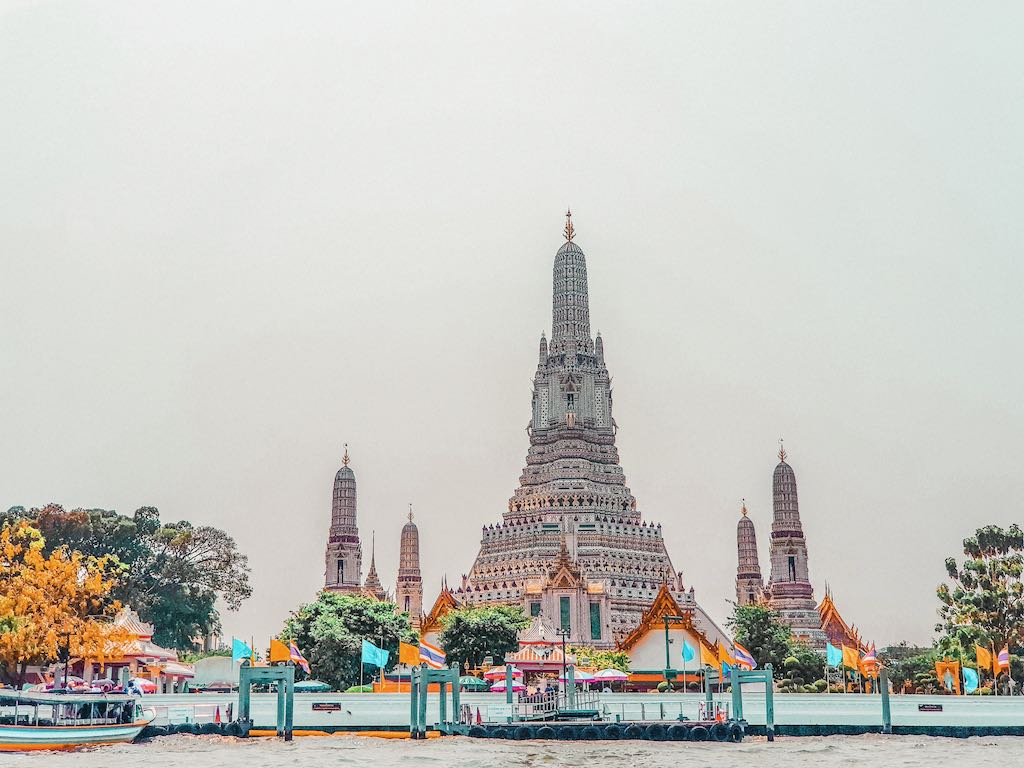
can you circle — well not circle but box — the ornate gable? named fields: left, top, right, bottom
left=618, top=583, right=717, bottom=654
left=421, top=586, right=461, bottom=635
left=544, top=537, right=583, bottom=590
left=818, top=587, right=865, bottom=650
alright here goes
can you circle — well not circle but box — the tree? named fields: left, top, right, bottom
left=937, top=524, right=1024, bottom=656
left=568, top=646, right=631, bottom=672
left=0, top=521, right=130, bottom=686
left=437, top=605, right=529, bottom=671
left=280, top=592, right=415, bottom=691
left=879, top=643, right=939, bottom=693
left=10, top=505, right=252, bottom=650
left=727, top=603, right=792, bottom=675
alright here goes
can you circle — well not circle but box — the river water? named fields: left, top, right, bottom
left=0, top=734, right=1019, bottom=767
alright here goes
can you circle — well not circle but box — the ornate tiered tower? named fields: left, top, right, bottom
left=767, top=445, right=827, bottom=646
left=735, top=501, right=764, bottom=606
left=459, top=212, right=712, bottom=648
left=395, top=507, right=423, bottom=628
left=363, top=532, right=386, bottom=601
left=324, top=445, right=363, bottom=593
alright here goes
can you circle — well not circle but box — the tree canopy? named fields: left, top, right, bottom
left=280, top=592, right=415, bottom=691
left=437, top=605, right=529, bottom=671
left=5, top=504, right=252, bottom=650
left=568, top=645, right=630, bottom=672
left=937, top=524, right=1024, bottom=652
left=727, top=603, right=796, bottom=676
left=0, top=520, right=130, bottom=686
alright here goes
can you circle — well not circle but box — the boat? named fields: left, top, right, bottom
left=0, top=690, right=152, bottom=751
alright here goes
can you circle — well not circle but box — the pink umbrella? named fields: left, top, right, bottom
left=594, top=668, right=629, bottom=681
left=489, top=681, right=527, bottom=693
left=483, top=665, right=523, bottom=680
left=558, top=669, right=595, bottom=683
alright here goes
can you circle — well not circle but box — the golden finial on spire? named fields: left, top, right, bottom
left=343, top=443, right=350, bottom=466
left=741, top=498, right=748, bottom=517
left=564, top=208, right=575, bottom=242
left=778, top=437, right=787, bottom=462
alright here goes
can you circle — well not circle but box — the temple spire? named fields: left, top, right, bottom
left=736, top=499, right=763, bottom=606
left=550, top=210, right=592, bottom=353
left=564, top=208, right=575, bottom=242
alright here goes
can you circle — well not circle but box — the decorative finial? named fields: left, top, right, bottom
left=778, top=437, right=787, bottom=462
left=564, top=208, right=575, bottom=242
left=741, top=499, right=748, bottom=517
left=408, top=503, right=413, bottom=523
left=343, top=443, right=350, bottom=466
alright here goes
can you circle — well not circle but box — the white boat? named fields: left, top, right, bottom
left=0, top=690, right=151, bottom=751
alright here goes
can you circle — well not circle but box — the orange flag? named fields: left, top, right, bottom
left=717, top=641, right=735, bottom=673
left=935, top=660, right=962, bottom=694
left=700, top=643, right=719, bottom=668
left=269, top=638, right=291, bottom=664
left=399, top=642, right=420, bottom=666
left=841, top=645, right=860, bottom=670
left=976, top=645, right=994, bottom=676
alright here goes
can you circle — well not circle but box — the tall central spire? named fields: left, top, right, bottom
left=550, top=213, right=592, bottom=354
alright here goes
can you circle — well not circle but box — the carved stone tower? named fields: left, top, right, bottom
left=395, top=506, right=423, bottom=628
left=735, top=501, right=764, bottom=606
left=767, top=445, right=826, bottom=646
left=324, top=444, right=363, bottom=593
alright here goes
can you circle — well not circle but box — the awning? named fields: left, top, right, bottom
left=160, top=662, right=195, bottom=678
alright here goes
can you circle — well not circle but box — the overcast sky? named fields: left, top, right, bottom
left=2, top=1, right=1022, bottom=649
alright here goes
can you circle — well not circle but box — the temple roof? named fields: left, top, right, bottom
left=518, top=614, right=560, bottom=646
left=617, top=583, right=718, bottom=654
left=818, top=587, right=866, bottom=650
left=421, top=585, right=461, bottom=634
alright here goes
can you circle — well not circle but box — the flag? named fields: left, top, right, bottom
left=269, top=639, right=291, bottom=664
left=361, top=640, right=389, bottom=668
left=682, top=640, right=696, bottom=664
left=733, top=642, right=757, bottom=670
left=290, top=641, right=310, bottom=674
left=826, top=643, right=843, bottom=668
left=859, top=644, right=879, bottom=677
left=997, top=646, right=1010, bottom=671
left=841, top=645, right=860, bottom=670
left=419, top=640, right=446, bottom=670
left=700, top=643, right=719, bottom=668
left=717, top=641, right=735, bottom=675
left=963, top=667, right=980, bottom=694
left=232, top=638, right=253, bottom=664
left=399, top=642, right=421, bottom=666
left=976, top=645, right=994, bottom=675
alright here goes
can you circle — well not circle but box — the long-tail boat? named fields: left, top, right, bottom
left=0, top=690, right=151, bottom=751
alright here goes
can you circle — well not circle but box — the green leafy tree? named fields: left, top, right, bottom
left=281, top=592, right=415, bottom=691
left=437, top=605, right=529, bottom=671
left=727, top=603, right=792, bottom=676
left=9, top=504, right=252, bottom=650
left=937, top=524, right=1024, bottom=654
left=568, top=646, right=631, bottom=672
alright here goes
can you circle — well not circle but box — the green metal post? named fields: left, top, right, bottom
left=238, top=663, right=251, bottom=724
left=450, top=664, right=461, bottom=732
left=664, top=617, right=671, bottom=683
left=731, top=664, right=742, bottom=721
left=764, top=663, right=775, bottom=742
left=880, top=667, right=892, bottom=734
left=409, top=667, right=419, bottom=736
left=567, top=664, right=576, bottom=710
left=704, top=665, right=713, bottom=719
left=505, top=662, right=514, bottom=715
left=284, top=670, right=294, bottom=741
left=417, top=669, right=429, bottom=738
left=439, top=679, right=448, bottom=734
left=276, top=681, right=286, bottom=737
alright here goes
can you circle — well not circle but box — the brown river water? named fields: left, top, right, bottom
left=0, top=734, right=1020, bottom=767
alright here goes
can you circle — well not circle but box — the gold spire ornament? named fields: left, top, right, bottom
left=343, top=443, right=350, bottom=466
left=564, top=208, right=575, bottom=242
left=408, top=503, right=414, bottom=523
left=778, top=438, right=787, bottom=462
left=741, top=499, right=748, bottom=517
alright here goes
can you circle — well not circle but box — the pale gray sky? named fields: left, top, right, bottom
left=2, top=1, right=1022, bottom=649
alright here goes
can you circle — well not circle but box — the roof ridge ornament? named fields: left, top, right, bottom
left=564, top=208, right=575, bottom=242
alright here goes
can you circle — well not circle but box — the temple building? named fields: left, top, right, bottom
left=395, top=507, right=424, bottom=628
left=363, top=533, right=387, bottom=601
left=324, top=444, right=364, bottom=593
left=427, top=212, right=729, bottom=652
left=735, top=501, right=764, bottom=607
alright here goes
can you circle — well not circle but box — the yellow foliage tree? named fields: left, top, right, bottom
left=0, top=520, right=130, bottom=686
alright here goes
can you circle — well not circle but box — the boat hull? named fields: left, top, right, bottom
left=0, top=720, right=149, bottom=751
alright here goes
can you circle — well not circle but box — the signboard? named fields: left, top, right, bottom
left=488, top=704, right=513, bottom=720
left=918, top=704, right=943, bottom=712
left=312, top=703, right=342, bottom=712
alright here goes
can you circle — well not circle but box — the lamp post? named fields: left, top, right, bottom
left=556, top=628, right=571, bottom=688
left=663, top=615, right=686, bottom=688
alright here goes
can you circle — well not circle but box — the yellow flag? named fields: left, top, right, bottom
left=269, top=638, right=291, bottom=664
left=717, top=641, right=735, bottom=673
left=841, top=645, right=859, bottom=670
left=700, top=643, right=719, bottom=668
left=399, top=641, right=420, bottom=666
left=976, top=645, right=993, bottom=675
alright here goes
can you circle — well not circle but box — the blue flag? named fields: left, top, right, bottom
left=826, top=643, right=843, bottom=668
left=232, top=638, right=253, bottom=664
left=963, top=667, right=979, bottom=694
left=682, top=641, right=696, bottom=663
left=361, top=639, right=390, bottom=668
